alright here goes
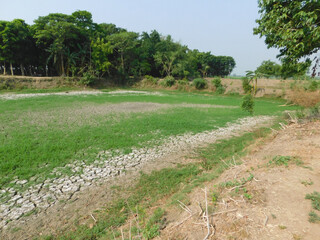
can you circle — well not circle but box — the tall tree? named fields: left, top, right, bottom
left=0, top=21, right=8, bottom=75
left=91, top=37, right=113, bottom=78
left=254, top=0, right=320, bottom=75
left=255, top=60, right=282, bottom=78
left=1, top=19, right=34, bottom=75
left=33, top=13, right=90, bottom=76
left=107, top=31, right=139, bottom=76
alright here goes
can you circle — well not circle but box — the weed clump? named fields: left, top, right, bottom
left=268, top=155, right=303, bottom=167
left=306, top=191, right=320, bottom=223
left=193, top=78, right=207, bottom=90
left=161, top=76, right=175, bottom=87
left=143, top=75, right=158, bottom=85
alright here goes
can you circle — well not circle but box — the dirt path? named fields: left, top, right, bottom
left=0, top=116, right=273, bottom=240
left=159, top=121, right=320, bottom=240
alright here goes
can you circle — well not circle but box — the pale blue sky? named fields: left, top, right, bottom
left=0, top=0, right=280, bottom=75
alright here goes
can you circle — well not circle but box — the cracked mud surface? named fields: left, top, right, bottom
left=0, top=114, right=273, bottom=239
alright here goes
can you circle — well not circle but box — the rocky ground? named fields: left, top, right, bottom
left=0, top=115, right=273, bottom=239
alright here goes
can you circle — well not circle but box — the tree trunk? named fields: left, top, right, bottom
left=3, top=62, right=6, bottom=75
left=120, top=52, right=125, bottom=74
left=10, top=62, right=13, bottom=76
left=20, top=64, right=25, bottom=76
left=60, top=54, right=65, bottom=76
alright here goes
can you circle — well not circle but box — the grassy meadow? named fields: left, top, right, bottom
left=0, top=90, right=297, bottom=189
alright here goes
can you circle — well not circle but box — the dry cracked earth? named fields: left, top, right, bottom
left=0, top=91, right=274, bottom=239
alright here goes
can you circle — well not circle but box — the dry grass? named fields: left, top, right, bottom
left=287, top=89, right=320, bottom=107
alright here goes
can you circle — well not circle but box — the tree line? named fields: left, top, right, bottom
left=0, top=10, right=236, bottom=81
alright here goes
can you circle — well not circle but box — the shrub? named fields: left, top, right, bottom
left=193, top=78, right=207, bottom=90
left=242, top=77, right=252, bottom=94
left=212, top=77, right=222, bottom=88
left=80, top=72, right=96, bottom=86
left=216, top=86, right=226, bottom=94
left=241, top=94, right=254, bottom=114
left=212, top=77, right=225, bottom=94
left=0, top=80, right=13, bottom=90
left=144, top=75, right=158, bottom=85
left=161, top=76, right=175, bottom=87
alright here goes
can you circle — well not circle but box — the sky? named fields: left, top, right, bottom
left=0, top=0, right=281, bottom=75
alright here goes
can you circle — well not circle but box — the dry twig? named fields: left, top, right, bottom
left=210, top=209, right=237, bottom=217
left=203, top=188, right=211, bottom=240
left=90, top=213, right=97, bottom=223
left=177, top=200, right=193, bottom=215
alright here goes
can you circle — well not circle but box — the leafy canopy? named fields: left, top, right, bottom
left=254, top=0, right=320, bottom=62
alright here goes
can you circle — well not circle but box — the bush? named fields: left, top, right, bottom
left=80, top=72, right=96, bottom=86
left=216, top=86, right=226, bottom=94
left=193, top=78, right=207, bottom=90
left=242, top=77, right=252, bottom=94
left=241, top=94, right=254, bottom=114
left=212, top=77, right=225, bottom=94
left=144, top=75, right=158, bottom=85
left=161, top=76, right=175, bottom=87
left=0, top=80, right=13, bottom=90
left=212, top=77, right=222, bottom=88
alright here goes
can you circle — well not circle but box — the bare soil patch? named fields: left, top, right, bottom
left=160, top=121, right=320, bottom=240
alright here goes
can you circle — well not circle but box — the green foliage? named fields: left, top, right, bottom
left=79, top=71, right=96, bottom=86
left=161, top=76, right=175, bottom=87
left=212, top=191, right=219, bottom=204
left=241, top=94, right=254, bottom=114
left=0, top=12, right=237, bottom=82
left=216, top=86, right=226, bottom=94
left=212, top=77, right=222, bottom=88
left=144, top=75, right=158, bottom=85
left=254, top=1, right=318, bottom=76
left=254, top=1, right=320, bottom=61
left=142, top=208, right=165, bottom=239
left=212, top=77, right=225, bottom=94
left=242, top=77, right=252, bottom=94
left=306, top=191, right=320, bottom=223
left=306, top=192, right=320, bottom=211
left=270, top=156, right=292, bottom=167
left=301, top=180, right=313, bottom=186
left=268, top=155, right=303, bottom=167
left=309, top=211, right=320, bottom=223
left=256, top=60, right=281, bottom=78
left=91, top=37, right=113, bottom=78
left=193, top=78, right=207, bottom=90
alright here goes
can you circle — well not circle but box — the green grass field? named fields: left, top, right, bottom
left=0, top=90, right=296, bottom=189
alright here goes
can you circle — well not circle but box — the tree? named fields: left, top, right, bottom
left=91, top=37, right=113, bottom=78
left=154, top=35, right=187, bottom=77
left=246, top=70, right=264, bottom=95
left=256, top=60, right=281, bottom=78
left=1, top=19, right=34, bottom=75
left=254, top=0, right=320, bottom=75
left=0, top=21, right=8, bottom=74
left=107, top=31, right=139, bottom=76
left=33, top=13, right=90, bottom=76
